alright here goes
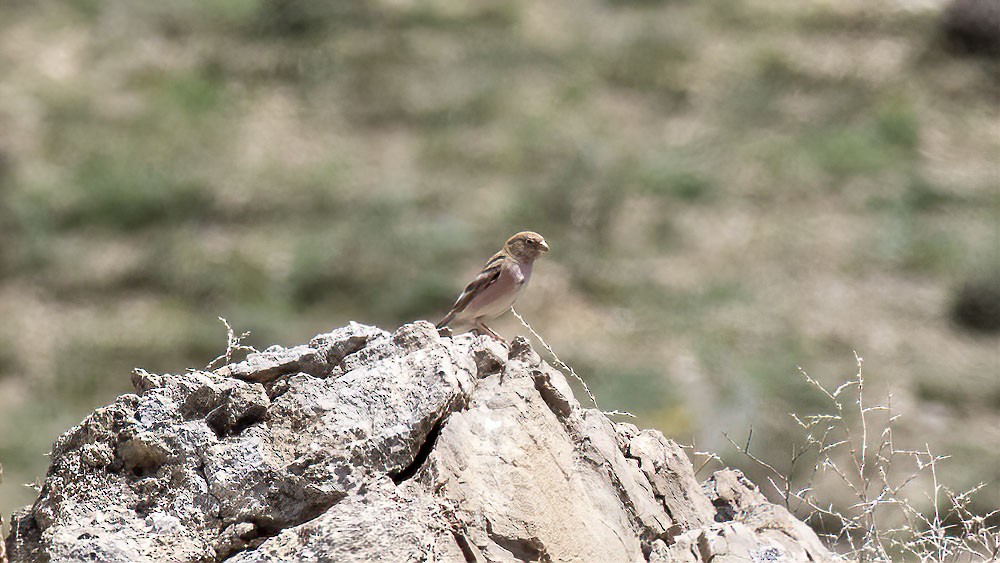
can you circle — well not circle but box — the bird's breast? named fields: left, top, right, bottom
left=456, top=260, right=534, bottom=322
left=513, top=261, right=532, bottom=286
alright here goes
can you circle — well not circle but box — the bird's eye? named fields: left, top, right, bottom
left=527, top=240, right=535, bottom=246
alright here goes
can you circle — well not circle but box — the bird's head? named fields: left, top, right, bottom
left=505, top=231, right=550, bottom=262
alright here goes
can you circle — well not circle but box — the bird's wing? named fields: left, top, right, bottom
left=437, top=252, right=505, bottom=328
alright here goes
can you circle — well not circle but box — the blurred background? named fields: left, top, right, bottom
left=0, top=0, right=997, bottom=541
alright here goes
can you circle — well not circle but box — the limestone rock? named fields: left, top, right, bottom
left=5, top=321, right=836, bottom=563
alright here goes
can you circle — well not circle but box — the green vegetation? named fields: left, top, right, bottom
left=1, top=0, right=998, bottom=545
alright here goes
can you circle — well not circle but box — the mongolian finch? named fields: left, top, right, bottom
left=437, top=231, right=549, bottom=341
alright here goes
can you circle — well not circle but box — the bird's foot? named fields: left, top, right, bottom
left=474, top=323, right=506, bottom=344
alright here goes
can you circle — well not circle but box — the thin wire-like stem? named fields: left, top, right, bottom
left=511, top=307, right=635, bottom=418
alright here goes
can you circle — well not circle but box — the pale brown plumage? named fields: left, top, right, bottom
left=437, top=231, right=549, bottom=341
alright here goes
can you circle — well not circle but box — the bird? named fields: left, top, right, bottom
left=437, top=231, right=549, bottom=341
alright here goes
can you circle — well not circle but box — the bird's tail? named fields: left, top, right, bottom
left=435, top=312, right=455, bottom=329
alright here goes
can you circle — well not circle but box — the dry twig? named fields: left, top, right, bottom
left=728, top=352, right=999, bottom=561
left=206, top=317, right=258, bottom=369
left=511, top=307, right=635, bottom=418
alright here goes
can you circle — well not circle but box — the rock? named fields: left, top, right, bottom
left=467, top=335, right=508, bottom=378
left=215, top=345, right=325, bottom=383
left=422, top=362, right=648, bottom=561
left=4, top=321, right=836, bottom=563
left=309, top=322, right=389, bottom=367
left=943, top=0, right=1000, bottom=57
left=951, top=274, right=1000, bottom=333
left=699, top=469, right=831, bottom=561
left=620, top=425, right=716, bottom=532
left=226, top=478, right=468, bottom=563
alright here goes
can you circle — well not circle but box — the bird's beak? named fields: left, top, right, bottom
left=539, top=240, right=550, bottom=252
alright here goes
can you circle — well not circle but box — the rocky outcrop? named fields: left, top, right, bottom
left=4, top=321, right=835, bottom=562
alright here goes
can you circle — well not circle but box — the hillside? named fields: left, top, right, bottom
left=0, top=0, right=997, bottom=535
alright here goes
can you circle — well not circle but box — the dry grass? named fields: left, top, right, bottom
left=205, top=316, right=258, bottom=370
left=721, top=353, right=1000, bottom=561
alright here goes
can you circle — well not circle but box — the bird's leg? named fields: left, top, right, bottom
left=474, top=321, right=505, bottom=343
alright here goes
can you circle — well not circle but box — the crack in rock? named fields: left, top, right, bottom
left=390, top=418, right=445, bottom=485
